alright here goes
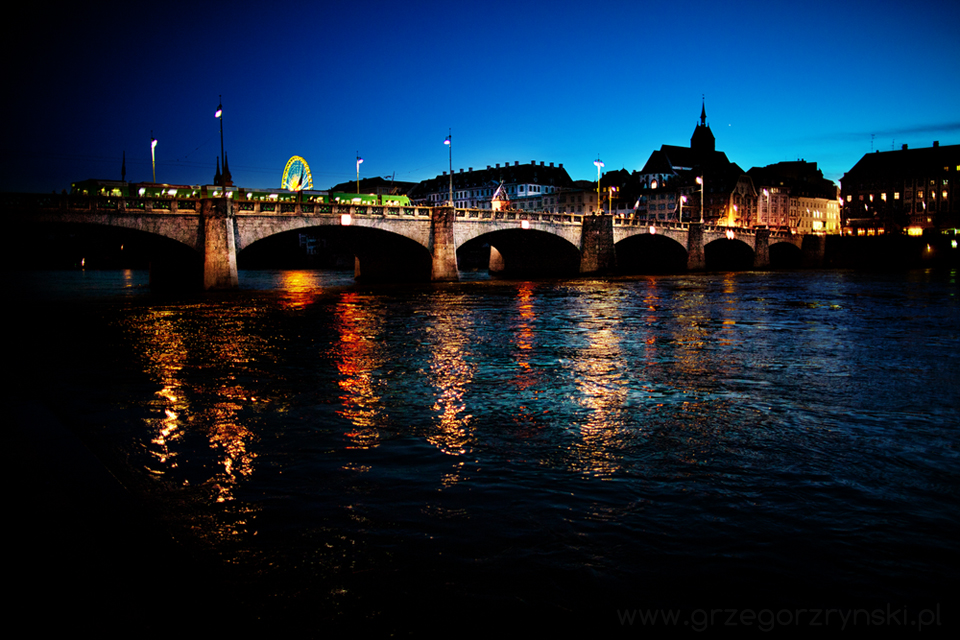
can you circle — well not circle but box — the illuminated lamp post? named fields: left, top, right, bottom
left=679, top=194, right=687, bottom=223
left=213, top=95, right=227, bottom=185
left=356, top=153, right=363, bottom=194
left=594, top=157, right=604, bottom=214
left=150, top=134, right=157, bottom=183
left=762, top=189, right=770, bottom=227
left=696, top=176, right=704, bottom=223
left=215, top=97, right=225, bottom=183
left=444, top=130, right=453, bottom=206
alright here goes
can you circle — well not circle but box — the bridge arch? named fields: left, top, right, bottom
left=704, top=237, right=756, bottom=270
left=769, top=240, right=803, bottom=268
left=457, top=227, right=581, bottom=277
left=614, top=233, right=688, bottom=273
left=238, top=220, right=433, bottom=281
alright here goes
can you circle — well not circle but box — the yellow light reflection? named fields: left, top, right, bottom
left=566, top=284, right=629, bottom=476
left=276, top=270, right=322, bottom=310
left=123, top=305, right=265, bottom=532
left=424, top=297, right=476, bottom=457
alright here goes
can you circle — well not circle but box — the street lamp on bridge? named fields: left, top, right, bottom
left=696, top=175, right=704, bottom=223
left=594, top=157, right=604, bottom=214
left=214, top=97, right=233, bottom=187
left=444, top=130, right=452, bottom=206
left=150, top=134, right=157, bottom=183
left=356, top=153, right=363, bottom=194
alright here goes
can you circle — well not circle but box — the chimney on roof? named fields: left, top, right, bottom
left=515, top=161, right=519, bottom=166
left=442, top=171, right=447, bottom=175
left=902, top=144, right=908, bottom=150
left=540, top=161, right=545, bottom=166
left=460, top=168, right=464, bottom=173
left=496, top=163, right=499, bottom=168
left=559, top=163, right=563, bottom=169
left=487, top=165, right=491, bottom=169
left=468, top=167, right=473, bottom=172
left=934, top=141, right=939, bottom=147
left=550, top=162, right=554, bottom=167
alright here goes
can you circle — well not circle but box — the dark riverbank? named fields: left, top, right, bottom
left=825, top=232, right=959, bottom=270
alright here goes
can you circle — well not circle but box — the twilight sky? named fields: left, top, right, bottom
left=2, top=0, right=958, bottom=194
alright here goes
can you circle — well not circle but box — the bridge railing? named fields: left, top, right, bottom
left=4, top=193, right=205, bottom=214
left=454, top=208, right=585, bottom=224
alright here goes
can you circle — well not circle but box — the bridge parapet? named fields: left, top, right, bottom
left=454, top=208, right=585, bottom=226
left=233, top=201, right=434, bottom=218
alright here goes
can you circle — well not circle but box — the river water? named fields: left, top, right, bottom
left=10, top=268, right=960, bottom=633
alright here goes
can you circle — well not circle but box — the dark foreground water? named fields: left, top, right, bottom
left=9, top=268, right=960, bottom=634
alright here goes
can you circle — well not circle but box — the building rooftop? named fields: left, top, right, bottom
left=842, top=143, right=958, bottom=182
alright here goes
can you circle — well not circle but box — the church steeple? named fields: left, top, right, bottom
left=222, top=152, right=234, bottom=187
left=691, top=98, right=715, bottom=154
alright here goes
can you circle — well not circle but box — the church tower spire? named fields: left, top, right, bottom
left=691, top=97, right=715, bottom=154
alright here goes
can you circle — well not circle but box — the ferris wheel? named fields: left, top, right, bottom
left=282, top=155, right=313, bottom=191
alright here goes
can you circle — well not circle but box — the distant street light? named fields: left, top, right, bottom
left=679, top=194, right=687, bottom=223
left=356, top=153, right=363, bottom=194
left=594, top=157, right=604, bottom=214
left=444, top=130, right=453, bottom=206
left=151, top=134, right=157, bottom=183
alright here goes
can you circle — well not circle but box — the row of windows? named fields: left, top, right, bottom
left=852, top=189, right=949, bottom=202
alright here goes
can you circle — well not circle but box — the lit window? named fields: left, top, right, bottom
left=894, top=192, right=900, bottom=200
left=881, top=193, right=887, bottom=201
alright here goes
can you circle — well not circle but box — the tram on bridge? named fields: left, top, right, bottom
left=69, top=179, right=411, bottom=207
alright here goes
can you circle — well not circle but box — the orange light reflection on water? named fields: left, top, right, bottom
left=334, top=292, right=386, bottom=449
left=275, top=270, right=325, bottom=310
left=124, top=305, right=264, bottom=526
left=511, top=281, right=539, bottom=389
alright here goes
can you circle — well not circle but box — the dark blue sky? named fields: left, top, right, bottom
left=2, top=0, right=958, bottom=194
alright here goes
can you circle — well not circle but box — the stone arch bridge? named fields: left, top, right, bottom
left=5, top=193, right=822, bottom=288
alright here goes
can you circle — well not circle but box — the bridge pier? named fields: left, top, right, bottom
left=686, top=223, right=705, bottom=270
left=202, top=198, right=239, bottom=289
left=431, top=206, right=459, bottom=281
left=801, top=234, right=826, bottom=267
left=754, top=228, right=770, bottom=269
left=580, top=213, right=615, bottom=274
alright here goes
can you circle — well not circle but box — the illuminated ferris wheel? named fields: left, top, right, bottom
left=282, top=155, right=313, bottom=191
